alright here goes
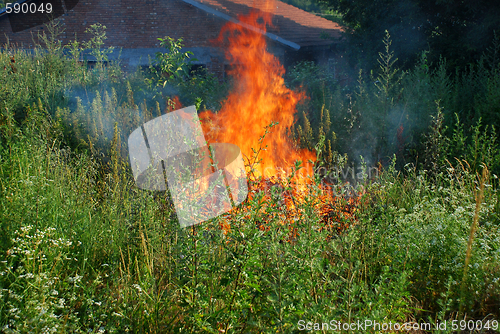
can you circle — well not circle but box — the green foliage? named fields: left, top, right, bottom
left=422, top=101, right=448, bottom=174
left=177, top=66, right=228, bottom=111
left=0, top=19, right=126, bottom=136
left=287, top=60, right=337, bottom=154
left=149, top=36, right=194, bottom=88
left=83, top=23, right=115, bottom=71
left=373, top=162, right=500, bottom=317
left=0, top=226, right=85, bottom=332
left=318, top=0, right=500, bottom=71
left=2, top=107, right=499, bottom=330
left=1, top=19, right=500, bottom=333
left=288, top=32, right=500, bottom=175
left=38, top=19, right=65, bottom=56
left=373, top=30, right=404, bottom=106
left=289, top=32, right=407, bottom=165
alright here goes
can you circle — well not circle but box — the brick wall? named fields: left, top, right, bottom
left=0, top=0, right=229, bottom=68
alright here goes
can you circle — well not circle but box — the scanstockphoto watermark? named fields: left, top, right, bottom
left=297, top=319, right=436, bottom=332
left=297, top=320, right=436, bottom=332
left=297, top=319, right=499, bottom=332
left=316, top=164, right=380, bottom=183
left=263, top=164, right=380, bottom=183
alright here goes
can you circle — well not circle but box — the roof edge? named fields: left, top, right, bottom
left=181, top=0, right=300, bottom=50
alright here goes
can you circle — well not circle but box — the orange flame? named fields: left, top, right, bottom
left=166, top=2, right=368, bottom=236
left=199, top=2, right=316, bottom=180
left=158, top=4, right=368, bottom=236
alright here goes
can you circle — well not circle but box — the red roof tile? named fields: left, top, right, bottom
left=185, top=0, right=344, bottom=48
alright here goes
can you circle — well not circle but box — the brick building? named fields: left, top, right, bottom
left=0, top=0, right=344, bottom=75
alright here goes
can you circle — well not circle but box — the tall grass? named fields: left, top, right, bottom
left=2, top=102, right=498, bottom=332
left=288, top=32, right=500, bottom=177
left=0, top=22, right=499, bottom=333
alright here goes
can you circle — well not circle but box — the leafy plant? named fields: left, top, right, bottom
left=83, top=23, right=115, bottom=72
left=149, top=36, right=195, bottom=87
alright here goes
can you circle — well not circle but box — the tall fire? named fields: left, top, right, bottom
left=198, top=3, right=316, bottom=180
left=193, top=1, right=365, bottom=234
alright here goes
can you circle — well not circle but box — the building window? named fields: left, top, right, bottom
left=189, top=64, right=207, bottom=77
left=87, top=60, right=109, bottom=69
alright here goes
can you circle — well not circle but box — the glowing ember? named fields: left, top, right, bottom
left=199, top=2, right=316, bottom=180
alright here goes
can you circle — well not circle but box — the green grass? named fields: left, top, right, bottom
left=0, top=23, right=499, bottom=333
left=1, top=107, right=498, bottom=332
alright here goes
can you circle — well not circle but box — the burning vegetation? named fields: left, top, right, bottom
left=188, top=2, right=366, bottom=236
left=198, top=6, right=316, bottom=178
left=2, top=0, right=500, bottom=329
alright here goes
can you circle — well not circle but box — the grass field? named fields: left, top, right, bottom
left=0, top=22, right=499, bottom=333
